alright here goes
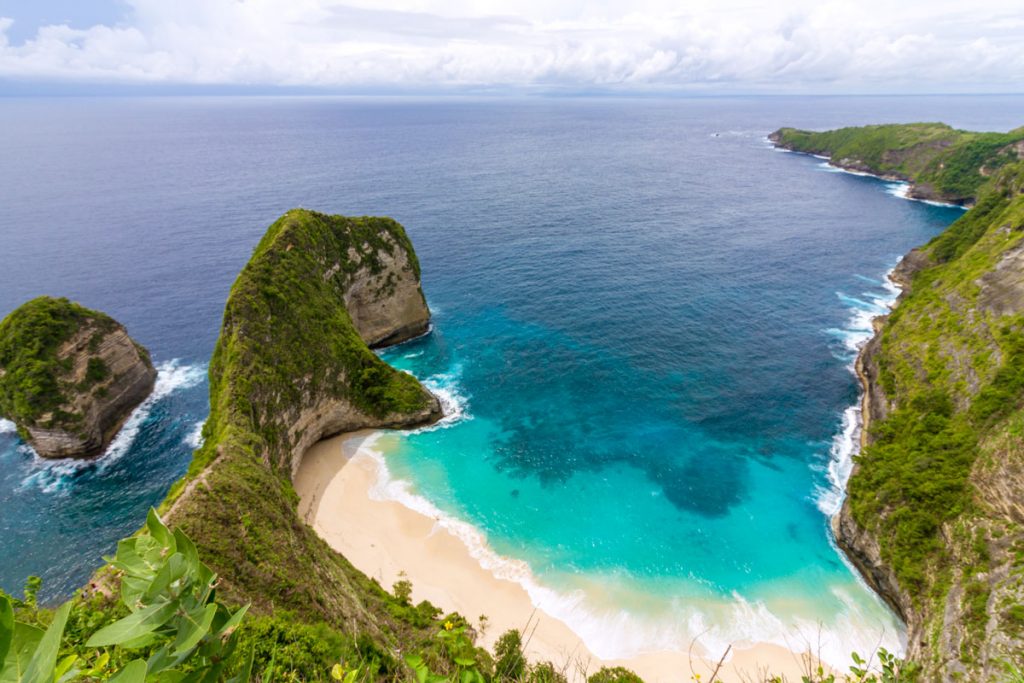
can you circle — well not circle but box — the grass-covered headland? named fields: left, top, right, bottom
left=770, top=123, right=1024, bottom=206
left=774, top=124, right=1024, bottom=681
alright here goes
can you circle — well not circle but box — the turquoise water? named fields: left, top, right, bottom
left=0, top=95, right=1020, bottom=660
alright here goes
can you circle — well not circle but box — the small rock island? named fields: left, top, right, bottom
left=0, top=296, right=156, bottom=458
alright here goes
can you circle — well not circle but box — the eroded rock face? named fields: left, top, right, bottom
left=29, top=324, right=156, bottom=458
left=0, top=298, right=156, bottom=459
left=340, top=237, right=431, bottom=348
left=977, top=234, right=1024, bottom=316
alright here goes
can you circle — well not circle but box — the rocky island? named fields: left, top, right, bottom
left=0, top=296, right=156, bottom=459
left=773, top=124, right=1024, bottom=680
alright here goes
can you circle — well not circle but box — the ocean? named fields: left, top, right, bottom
left=1, top=94, right=1021, bottom=662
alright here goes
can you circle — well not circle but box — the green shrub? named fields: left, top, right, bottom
left=493, top=629, right=526, bottom=681
left=587, top=666, right=644, bottom=683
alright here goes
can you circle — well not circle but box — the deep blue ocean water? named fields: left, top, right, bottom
left=1, top=95, right=1021, bottom=659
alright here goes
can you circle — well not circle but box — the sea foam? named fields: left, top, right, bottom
left=352, top=341, right=908, bottom=666
left=413, top=365, right=472, bottom=432
left=816, top=160, right=968, bottom=210
left=360, top=432, right=903, bottom=665
left=185, top=419, right=206, bottom=449
left=18, top=359, right=206, bottom=495
left=815, top=265, right=901, bottom=517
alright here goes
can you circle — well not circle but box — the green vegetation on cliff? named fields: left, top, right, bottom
left=807, top=126, right=1024, bottom=677
left=771, top=123, right=1024, bottom=205
left=157, top=209, right=441, bottom=656
left=184, top=209, right=433, bottom=479
left=0, top=297, right=116, bottom=431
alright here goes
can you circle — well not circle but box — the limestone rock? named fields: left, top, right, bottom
left=0, top=297, right=156, bottom=459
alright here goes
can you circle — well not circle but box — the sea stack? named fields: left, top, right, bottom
left=0, top=296, right=156, bottom=459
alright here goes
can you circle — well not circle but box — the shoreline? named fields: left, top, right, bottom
left=295, top=431, right=829, bottom=683
left=768, top=140, right=969, bottom=211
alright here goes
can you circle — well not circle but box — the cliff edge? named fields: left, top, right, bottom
left=0, top=296, right=156, bottom=459
left=160, top=208, right=442, bottom=643
left=776, top=126, right=1024, bottom=680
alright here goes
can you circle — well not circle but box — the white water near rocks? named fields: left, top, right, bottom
left=18, top=360, right=206, bottom=495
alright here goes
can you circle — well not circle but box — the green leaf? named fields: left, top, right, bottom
left=453, top=657, right=476, bottom=666
left=118, top=632, right=161, bottom=650
left=214, top=604, right=248, bottom=640
left=109, top=539, right=153, bottom=579
left=172, top=530, right=200, bottom=574
left=225, top=647, right=254, bottom=683
left=134, top=536, right=168, bottom=574
left=21, top=601, right=71, bottom=683
left=146, top=509, right=175, bottom=550
left=404, top=654, right=428, bottom=683
left=108, top=659, right=147, bottom=683
left=85, top=600, right=177, bottom=647
left=172, top=603, right=217, bottom=657
left=144, top=553, right=188, bottom=603
left=120, top=575, right=151, bottom=608
left=54, top=654, right=78, bottom=681
left=80, top=651, right=108, bottom=677
left=0, top=596, right=13, bottom=665
left=1, top=622, right=43, bottom=683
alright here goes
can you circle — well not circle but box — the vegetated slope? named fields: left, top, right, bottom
left=160, top=209, right=445, bottom=662
left=0, top=296, right=156, bottom=458
left=770, top=123, right=1024, bottom=206
left=777, top=126, right=1024, bottom=680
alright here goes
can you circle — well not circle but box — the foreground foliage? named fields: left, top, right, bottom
left=1, top=510, right=250, bottom=682
left=1, top=512, right=926, bottom=682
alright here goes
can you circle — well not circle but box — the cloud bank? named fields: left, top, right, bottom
left=1, top=0, right=1023, bottom=93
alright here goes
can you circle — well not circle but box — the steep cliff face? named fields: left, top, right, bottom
left=161, top=209, right=441, bottom=640
left=777, top=126, right=1024, bottom=680
left=342, top=241, right=431, bottom=348
left=0, top=297, right=156, bottom=459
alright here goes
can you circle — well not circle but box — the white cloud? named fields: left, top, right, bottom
left=0, top=0, right=1022, bottom=91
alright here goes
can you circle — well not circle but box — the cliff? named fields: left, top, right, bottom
left=0, top=296, right=156, bottom=459
left=776, top=126, right=1024, bottom=680
left=769, top=123, right=1024, bottom=207
left=159, top=209, right=442, bottom=646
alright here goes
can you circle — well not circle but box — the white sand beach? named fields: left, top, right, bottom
left=294, top=431, right=833, bottom=682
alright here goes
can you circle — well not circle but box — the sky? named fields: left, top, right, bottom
left=0, top=0, right=1023, bottom=94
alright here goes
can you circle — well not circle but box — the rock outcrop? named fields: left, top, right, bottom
left=0, top=297, right=156, bottom=459
left=342, top=243, right=431, bottom=348
left=162, top=209, right=441, bottom=630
